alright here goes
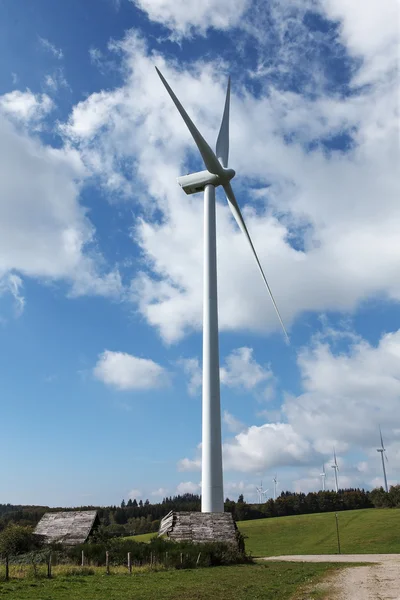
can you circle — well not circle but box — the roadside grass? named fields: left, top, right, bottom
left=0, top=562, right=347, bottom=600
left=238, top=508, right=400, bottom=557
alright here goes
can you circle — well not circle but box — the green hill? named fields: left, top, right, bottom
left=238, top=508, right=400, bottom=557
left=128, top=508, right=400, bottom=557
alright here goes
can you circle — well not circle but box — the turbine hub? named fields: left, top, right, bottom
left=223, top=167, right=235, bottom=181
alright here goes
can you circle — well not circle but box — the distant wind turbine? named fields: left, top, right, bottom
left=156, top=68, right=288, bottom=513
left=273, top=474, right=278, bottom=500
left=331, top=449, right=339, bottom=493
left=377, top=426, right=389, bottom=493
left=320, top=464, right=326, bottom=491
left=256, top=481, right=268, bottom=504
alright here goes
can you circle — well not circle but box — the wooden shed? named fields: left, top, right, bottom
left=158, top=511, right=239, bottom=547
left=34, top=510, right=100, bottom=545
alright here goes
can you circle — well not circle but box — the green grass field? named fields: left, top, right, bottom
left=0, top=563, right=345, bottom=600
left=128, top=531, right=156, bottom=543
left=238, top=508, right=400, bottom=557
left=130, top=508, right=400, bottom=557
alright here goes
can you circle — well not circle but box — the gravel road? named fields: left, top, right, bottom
left=261, top=554, right=400, bottom=599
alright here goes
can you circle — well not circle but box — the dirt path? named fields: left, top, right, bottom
left=261, top=555, right=400, bottom=599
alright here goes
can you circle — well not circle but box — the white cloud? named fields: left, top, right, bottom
left=128, top=488, right=142, bottom=499
left=176, top=481, right=200, bottom=494
left=224, top=480, right=257, bottom=501
left=0, top=273, right=25, bottom=316
left=284, top=330, right=400, bottom=453
left=0, top=111, right=122, bottom=303
left=178, top=358, right=202, bottom=396
left=180, top=329, right=400, bottom=477
left=64, top=88, right=124, bottom=140
left=130, top=0, right=250, bottom=37
left=223, top=410, right=245, bottom=433
left=93, top=350, right=169, bottom=391
left=39, top=37, right=64, bottom=60
left=0, top=90, right=53, bottom=124
left=150, top=487, right=168, bottom=498
left=319, top=0, right=399, bottom=85
left=177, top=456, right=201, bottom=472
left=43, top=69, right=69, bottom=93
left=220, top=347, right=273, bottom=390
left=179, top=348, right=273, bottom=395
left=223, top=423, right=313, bottom=472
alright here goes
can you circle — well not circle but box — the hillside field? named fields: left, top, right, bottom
left=239, top=508, right=400, bottom=556
left=130, top=509, right=400, bottom=557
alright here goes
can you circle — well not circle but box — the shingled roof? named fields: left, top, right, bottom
left=159, top=511, right=239, bottom=547
left=34, top=510, right=99, bottom=545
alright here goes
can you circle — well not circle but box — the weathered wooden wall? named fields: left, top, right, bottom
left=158, top=511, right=239, bottom=546
left=34, top=510, right=99, bottom=545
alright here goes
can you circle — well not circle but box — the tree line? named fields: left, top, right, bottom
left=1, top=486, right=399, bottom=537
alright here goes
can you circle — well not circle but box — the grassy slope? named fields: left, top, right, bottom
left=127, top=532, right=156, bottom=542
left=238, top=508, right=400, bottom=557
left=0, top=563, right=344, bottom=600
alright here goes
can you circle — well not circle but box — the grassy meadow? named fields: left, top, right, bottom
left=238, top=508, right=400, bottom=556
left=130, top=508, right=400, bottom=557
left=0, top=562, right=346, bottom=600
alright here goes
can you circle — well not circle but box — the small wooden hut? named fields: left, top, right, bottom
left=34, top=510, right=100, bottom=545
left=158, top=511, right=239, bottom=546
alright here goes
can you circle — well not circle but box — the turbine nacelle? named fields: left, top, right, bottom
left=177, top=168, right=236, bottom=195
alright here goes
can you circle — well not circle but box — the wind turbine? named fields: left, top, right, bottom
left=377, top=426, right=389, bottom=493
left=256, top=481, right=268, bottom=504
left=273, top=474, right=278, bottom=500
left=320, top=464, right=326, bottom=491
left=331, top=449, right=339, bottom=493
left=156, top=68, right=288, bottom=513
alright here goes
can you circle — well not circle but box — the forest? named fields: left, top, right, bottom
left=1, top=486, right=399, bottom=537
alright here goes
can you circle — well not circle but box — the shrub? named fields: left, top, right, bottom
left=65, top=536, right=249, bottom=569
left=0, top=525, right=43, bottom=558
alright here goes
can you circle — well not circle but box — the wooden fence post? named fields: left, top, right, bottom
left=180, top=552, right=183, bottom=565
left=81, top=550, right=84, bottom=567
left=47, top=551, right=52, bottom=578
left=106, top=551, right=110, bottom=575
left=128, top=552, right=132, bottom=574
left=5, top=556, right=9, bottom=581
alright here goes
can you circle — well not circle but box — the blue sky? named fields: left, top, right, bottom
left=0, top=0, right=399, bottom=506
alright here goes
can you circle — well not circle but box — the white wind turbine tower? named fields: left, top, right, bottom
left=320, top=464, right=326, bottom=491
left=377, top=426, right=389, bottom=493
left=256, top=481, right=268, bottom=504
left=156, top=68, right=288, bottom=513
left=331, top=449, right=339, bottom=493
left=273, top=474, right=278, bottom=500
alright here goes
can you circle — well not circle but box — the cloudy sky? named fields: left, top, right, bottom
left=0, top=0, right=399, bottom=506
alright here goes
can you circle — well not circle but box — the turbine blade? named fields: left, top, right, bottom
left=384, top=451, right=389, bottom=463
left=216, top=77, right=230, bottom=167
left=379, top=426, right=384, bottom=450
left=223, top=182, right=289, bottom=342
left=155, top=67, right=223, bottom=176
